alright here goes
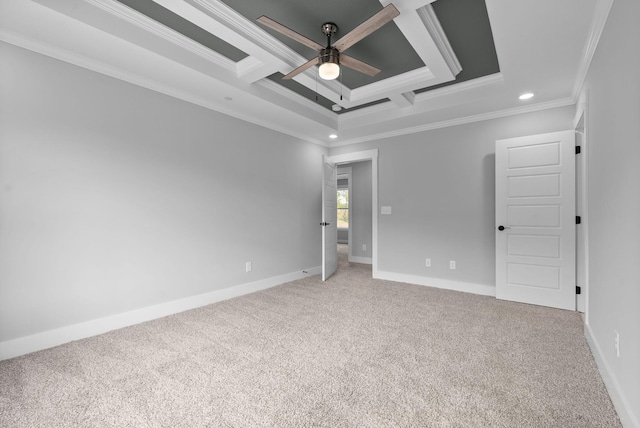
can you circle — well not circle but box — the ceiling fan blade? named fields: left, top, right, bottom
left=282, top=58, right=318, bottom=80
left=333, top=3, right=400, bottom=52
left=257, top=16, right=324, bottom=51
left=340, top=54, right=381, bottom=77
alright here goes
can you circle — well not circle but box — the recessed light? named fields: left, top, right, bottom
left=329, top=134, right=338, bottom=139
left=519, top=92, right=534, bottom=100
left=332, top=104, right=343, bottom=112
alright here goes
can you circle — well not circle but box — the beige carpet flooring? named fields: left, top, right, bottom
left=0, top=244, right=621, bottom=427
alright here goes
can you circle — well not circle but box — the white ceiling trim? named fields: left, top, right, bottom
left=331, top=96, right=576, bottom=148
left=337, top=73, right=504, bottom=129
left=417, top=4, right=462, bottom=76
left=89, top=0, right=236, bottom=71
left=415, top=73, right=504, bottom=102
left=33, top=0, right=239, bottom=81
left=571, top=0, right=614, bottom=100
left=343, top=67, right=435, bottom=108
left=386, top=0, right=458, bottom=84
left=388, top=92, right=416, bottom=108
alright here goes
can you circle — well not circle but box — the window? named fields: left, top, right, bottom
left=337, top=189, right=349, bottom=228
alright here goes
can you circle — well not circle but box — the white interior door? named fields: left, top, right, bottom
left=495, top=130, right=576, bottom=310
left=322, top=156, right=337, bottom=281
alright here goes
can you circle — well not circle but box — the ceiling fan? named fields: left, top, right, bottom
left=257, top=4, right=400, bottom=81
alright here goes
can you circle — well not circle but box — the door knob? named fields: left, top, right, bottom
left=497, top=225, right=511, bottom=231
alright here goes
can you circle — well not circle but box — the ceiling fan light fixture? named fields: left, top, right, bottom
left=319, top=48, right=340, bottom=80
left=319, top=63, right=340, bottom=80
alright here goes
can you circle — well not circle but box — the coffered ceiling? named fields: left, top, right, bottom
left=0, top=0, right=605, bottom=147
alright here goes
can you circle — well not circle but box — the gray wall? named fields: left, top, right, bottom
left=0, top=42, right=325, bottom=342
left=330, top=106, right=575, bottom=286
left=580, top=0, right=640, bottom=421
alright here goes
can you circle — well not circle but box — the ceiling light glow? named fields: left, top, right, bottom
left=519, top=92, right=534, bottom=100
left=319, top=62, right=340, bottom=80
left=329, top=134, right=338, bottom=139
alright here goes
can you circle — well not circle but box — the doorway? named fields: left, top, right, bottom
left=327, top=149, right=378, bottom=277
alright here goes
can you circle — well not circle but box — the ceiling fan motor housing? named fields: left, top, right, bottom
left=319, top=47, right=340, bottom=66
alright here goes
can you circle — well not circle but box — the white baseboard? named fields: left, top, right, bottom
left=374, top=270, right=496, bottom=297
left=0, top=266, right=321, bottom=361
left=349, top=256, right=372, bottom=265
left=585, top=324, right=639, bottom=428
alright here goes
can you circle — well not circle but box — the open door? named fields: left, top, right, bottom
left=495, top=130, right=576, bottom=310
left=321, top=156, right=338, bottom=281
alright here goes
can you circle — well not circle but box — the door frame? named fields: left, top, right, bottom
left=321, top=156, right=338, bottom=281
left=336, top=167, right=352, bottom=247
left=328, top=149, right=379, bottom=277
left=574, top=91, right=590, bottom=318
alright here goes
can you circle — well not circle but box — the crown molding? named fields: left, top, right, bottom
left=331, top=96, right=575, bottom=148
left=185, top=0, right=300, bottom=67
left=337, top=72, right=503, bottom=125
left=41, top=0, right=237, bottom=73
left=571, top=0, right=614, bottom=99
left=414, top=72, right=504, bottom=103
left=417, top=4, right=462, bottom=77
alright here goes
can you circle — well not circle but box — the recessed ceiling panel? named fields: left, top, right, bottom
left=221, top=0, right=424, bottom=88
left=415, top=0, right=499, bottom=94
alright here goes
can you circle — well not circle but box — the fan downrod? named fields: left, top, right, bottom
left=321, top=22, right=338, bottom=47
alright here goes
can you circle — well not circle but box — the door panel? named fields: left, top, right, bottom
left=496, top=130, right=575, bottom=310
left=507, top=205, right=560, bottom=227
left=508, top=142, right=560, bottom=168
left=322, top=156, right=337, bottom=281
left=507, top=263, right=560, bottom=289
left=508, top=234, right=560, bottom=258
left=508, top=174, right=560, bottom=197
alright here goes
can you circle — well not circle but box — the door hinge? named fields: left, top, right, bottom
left=576, top=216, right=582, bottom=224
left=576, top=286, right=582, bottom=295
left=575, top=146, right=581, bottom=154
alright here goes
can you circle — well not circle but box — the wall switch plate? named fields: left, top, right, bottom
left=425, top=258, right=431, bottom=267
left=381, top=206, right=392, bottom=215
left=362, top=244, right=367, bottom=252
left=449, top=260, right=456, bottom=270
left=245, top=261, right=252, bottom=272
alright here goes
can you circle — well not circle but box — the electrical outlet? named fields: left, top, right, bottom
left=614, top=330, right=620, bottom=357
left=245, top=261, right=252, bottom=273
left=449, top=260, right=456, bottom=270
left=362, top=244, right=367, bottom=252
left=425, top=258, right=431, bottom=267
